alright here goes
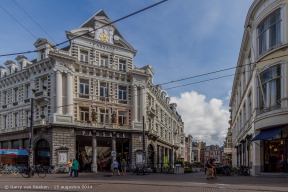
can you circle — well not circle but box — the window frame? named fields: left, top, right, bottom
left=119, top=60, right=126, bottom=72
left=118, top=111, right=127, bottom=125
left=80, top=51, right=88, bottom=63
left=79, top=107, right=89, bottom=122
left=100, top=55, right=108, bottom=68
left=257, top=9, right=282, bottom=55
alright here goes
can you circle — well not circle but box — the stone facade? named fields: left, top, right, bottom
left=0, top=10, right=184, bottom=171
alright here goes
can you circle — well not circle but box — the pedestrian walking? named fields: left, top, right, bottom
left=121, top=159, right=127, bottom=175
left=111, top=159, right=120, bottom=176
left=70, top=159, right=79, bottom=178
left=206, top=155, right=215, bottom=179
left=67, top=159, right=72, bottom=175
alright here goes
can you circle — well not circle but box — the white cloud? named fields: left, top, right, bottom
left=170, top=91, right=229, bottom=146
left=224, top=90, right=232, bottom=100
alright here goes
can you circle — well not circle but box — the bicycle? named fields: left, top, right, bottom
left=20, top=165, right=46, bottom=178
left=43, top=165, right=55, bottom=174
left=55, top=166, right=67, bottom=173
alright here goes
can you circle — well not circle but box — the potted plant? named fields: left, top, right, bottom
left=40, top=114, right=46, bottom=119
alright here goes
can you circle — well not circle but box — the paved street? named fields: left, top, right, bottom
left=0, top=172, right=288, bottom=192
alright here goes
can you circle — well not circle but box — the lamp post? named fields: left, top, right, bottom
left=142, top=116, right=146, bottom=167
left=28, top=98, right=34, bottom=178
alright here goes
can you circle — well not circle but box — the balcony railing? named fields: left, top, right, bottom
left=256, top=101, right=281, bottom=115
left=2, top=105, right=7, bottom=109
left=75, top=93, right=130, bottom=105
left=24, top=99, right=30, bottom=103
left=13, top=102, right=18, bottom=106
left=74, top=120, right=130, bottom=129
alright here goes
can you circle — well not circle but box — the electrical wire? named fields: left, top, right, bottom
left=12, top=0, right=57, bottom=44
left=0, top=0, right=168, bottom=57
left=0, top=3, right=37, bottom=39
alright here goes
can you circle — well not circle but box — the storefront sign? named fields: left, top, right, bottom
left=76, top=130, right=128, bottom=138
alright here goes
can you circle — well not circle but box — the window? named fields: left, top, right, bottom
left=100, top=109, right=109, bottom=123
left=119, top=60, right=126, bottom=71
left=3, top=115, right=7, bottom=129
left=26, top=84, right=31, bottom=99
left=3, top=91, right=7, bottom=104
left=160, top=127, right=163, bottom=138
left=40, top=51, right=45, bottom=60
left=14, top=113, right=18, bottom=127
left=19, top=62, right=22, bottom=70
left=79, top=79, right=89, bottom=98
left=259, top=65, right=281, bottom=109
left=118, top=86, right=127, bottom=100
left=80, top=107, right=89, bottom=121
left=118, top=111, right=127, bottom=125
left=243, top=104, right=246, bottom=125
left=100, top=55, right=108, bottom=68
left=100, top=83, right=109, bottom=97
left=26, top=111, right=30, bottom=126
left=243, top=69, right=246, bottom=88
left=80, top=51, right=88, bottom=63
left=258, top=10, right=281, bottom=55
left=248, top=92, right=252, bottom=117
left=14, top=88, right=18, bottom=102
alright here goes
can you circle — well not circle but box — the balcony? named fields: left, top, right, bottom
left=256, top=101, right=281, bottom=115
left=34, top=119, right=47, bottom=126
left=2, top=104, right=7, bottom=109
left=13, top=102, right=18, bottom=106
left=34, top=90, right=49, bottom=105
left=24, top=99, right=30, bottom=103
left=147, top=106, right=156, bottom=117
left=74, top=121, right=130, bottom=130
left=224, top=148, right=232, bottom=154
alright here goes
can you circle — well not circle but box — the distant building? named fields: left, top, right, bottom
left=184, top=134, right=193, bottom=163
left=204, top=145, right=225, bottom=164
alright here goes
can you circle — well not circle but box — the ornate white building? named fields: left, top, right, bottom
left=0, top=10, right=185, bottom=170
left=230, top=0, right=288, bottom=175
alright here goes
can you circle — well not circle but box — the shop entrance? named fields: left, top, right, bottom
left=76, top=136, right=130, bottom=172
left=35, top=139, right=50, bottom=166
left=264, top=139, right=286, bottom=172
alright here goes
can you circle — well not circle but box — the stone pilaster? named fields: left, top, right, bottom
left=55, top=71, right=62, bottom=114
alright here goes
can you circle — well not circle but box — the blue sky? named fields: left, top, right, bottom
left=0, top=0, right=254, bottom=145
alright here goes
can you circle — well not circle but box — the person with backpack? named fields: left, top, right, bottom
left=206, top=155, right=215, bottom=179
left=121, top=159, right=127, bottom=176
left=70, top=159, right=79, bottom=178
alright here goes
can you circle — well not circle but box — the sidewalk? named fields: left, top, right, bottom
left=0, top=172, right=288, bottom=192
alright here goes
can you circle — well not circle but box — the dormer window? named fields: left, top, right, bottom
left=100, top=55, right=108, bottom=68
left=119, top=60, right=126, bottom=71
left=40, top=51, right=46, bottom=60
left=80, top=51, right=88, bottom=63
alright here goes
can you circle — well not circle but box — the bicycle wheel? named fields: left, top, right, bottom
left=11, top=168, right=18, bottom=175
left=37, top=170, right=46, bottom=178
left=21, top=170, right=29, bottom=178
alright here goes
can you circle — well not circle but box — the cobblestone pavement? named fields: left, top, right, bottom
left=0, top=172, right=287, bottom=192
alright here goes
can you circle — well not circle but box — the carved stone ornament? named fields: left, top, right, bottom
left=111, top=111, right=117, bottom=124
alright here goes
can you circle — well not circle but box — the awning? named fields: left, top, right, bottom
left=251, top=127, right=284, bottom=141
left=0, top=149, right=28, bottom=156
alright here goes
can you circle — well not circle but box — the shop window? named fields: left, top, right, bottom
left=80, top=107, right=89, bottom=121
left=118, top=111, right=127, bottom=125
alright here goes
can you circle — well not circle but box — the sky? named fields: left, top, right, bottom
left=0, top=0, right=254, bottom=145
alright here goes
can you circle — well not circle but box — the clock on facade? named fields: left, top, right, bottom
left=99, top=29, right=109, bottom=42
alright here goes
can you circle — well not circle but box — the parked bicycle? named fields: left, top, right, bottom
left=129, top=165, right=145, bottom=175
left=231, top=166, right=250, bottom=176
left=20, top=165, right=46, bottom=178
left=43, top=165, right=55, bottom=174
left=55, top=166, right=67, bottom=173
left=216, top=164, right=231, bottom=176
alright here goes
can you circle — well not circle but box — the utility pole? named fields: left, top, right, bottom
left=28, top=98, right=34, bottom=178
left=142, top=116, right=146, bottom=166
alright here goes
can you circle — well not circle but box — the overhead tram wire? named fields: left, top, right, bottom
left=54, top=67, right=260, bottom=109
left=0, top=0, right=168, bottom=57
left=159, top=53, right=288, bottom=86
left=0, top=3, right=37, bottom=39
left=12, top=0, right=57, bottom=44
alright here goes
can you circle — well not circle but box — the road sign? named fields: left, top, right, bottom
left=111, top=151, right=116, bottom=157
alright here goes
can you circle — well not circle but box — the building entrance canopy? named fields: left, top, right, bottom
left=252, top=127, right=284, bottom=141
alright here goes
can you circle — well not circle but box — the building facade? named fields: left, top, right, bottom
left=230, top=0, right=288, bottom=175
left=184, top=134, right=193, bottom=163
left=0, top=10, right=185, bottom=171
left=204, top=145, right=224, bottom=164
